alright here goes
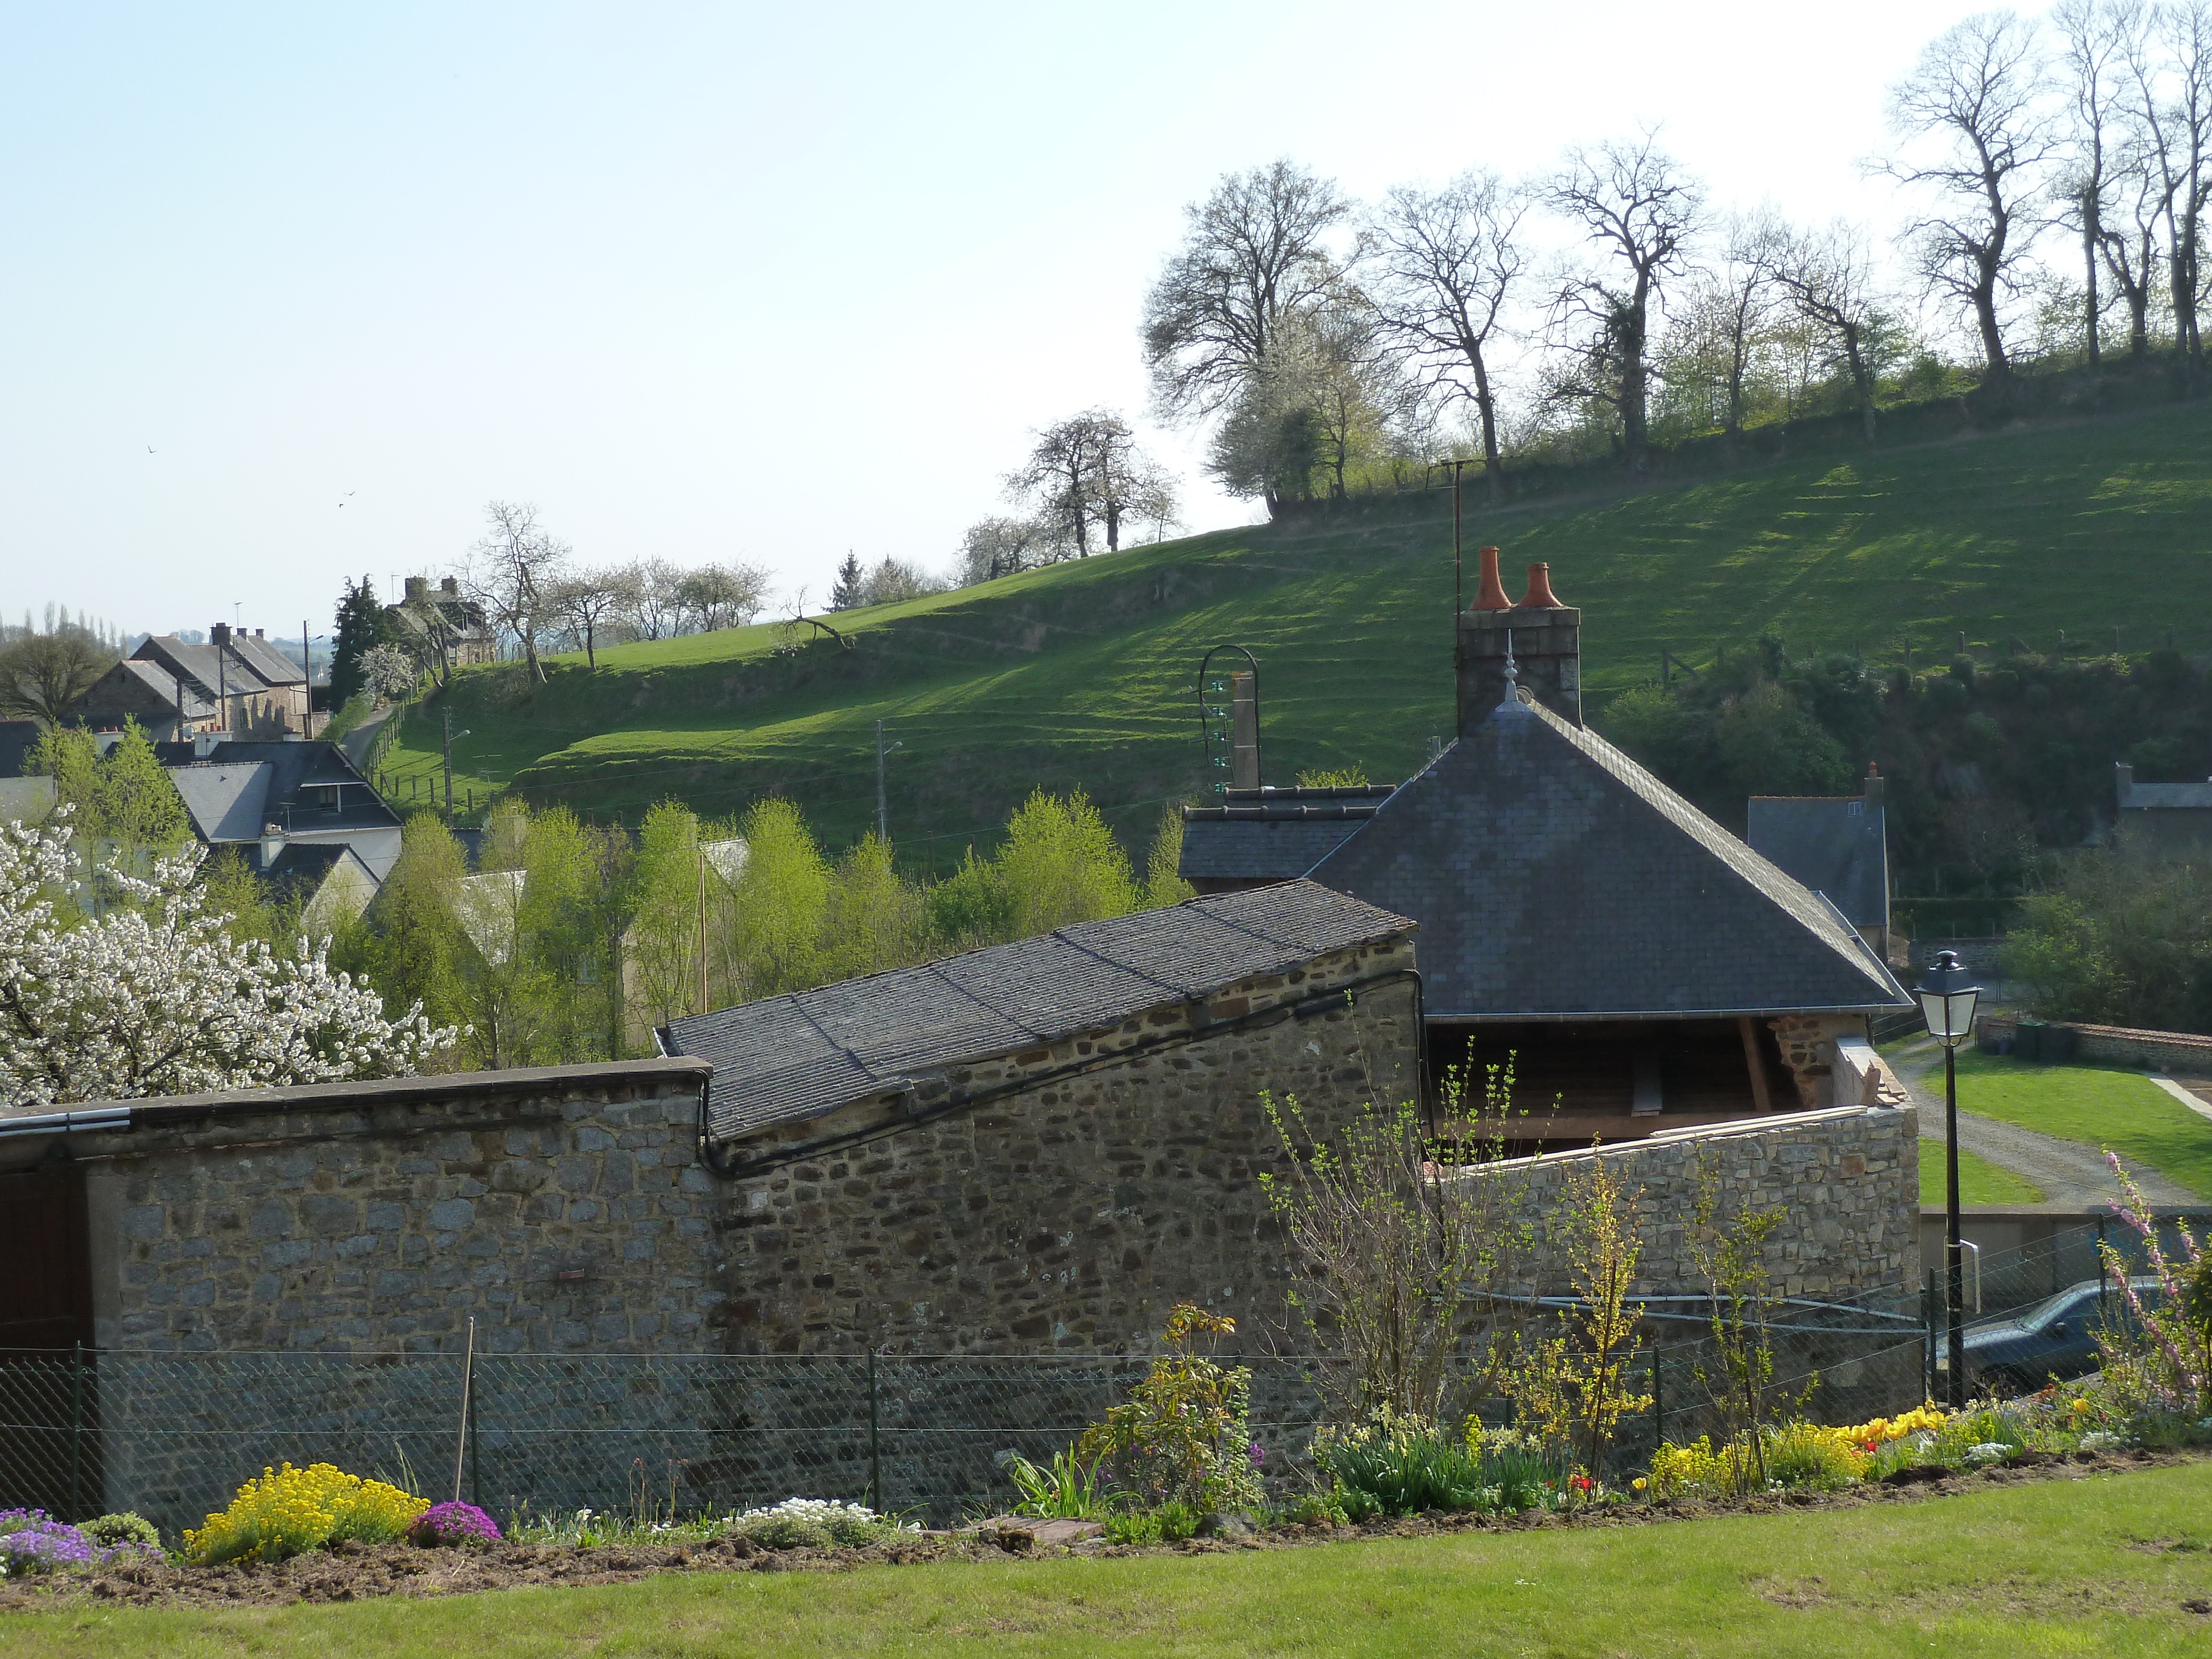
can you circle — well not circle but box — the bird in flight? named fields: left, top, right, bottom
left=146, top=445, right=155, bottom=453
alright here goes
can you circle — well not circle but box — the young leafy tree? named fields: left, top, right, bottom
left=722, top=797, right=830, bottom=997
left=335, top=813, right=472, bottom=1052
left=820, top=833, right=928, bottom=982
left=993, top=788, right=1137, bottom=938
left=1688, top=1157, right=1792, bottom=1496
left=1142, top=807, right=1194, bottom=910
left=627, top=799, right=707, bottom=1029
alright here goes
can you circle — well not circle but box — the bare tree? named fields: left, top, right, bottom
left=1762, top=220, right=1893, bottom=441
left=2122, top=0, right=2212, bottom=371
left=1141, top=160, right=1350, bottom=421
left=674, top=561, right=773, bottom=632
left=2055, top=0, right=2132, bottom=367
left=1544, top=132, right=1704, bottom=471
left=1366, top=170, right=1530, bottom=502
left=2100, top=121, right=2167, bottom=356
left=1008, top=411, right=1169, bottom=556
left=625, top=557, right=685, bottom=640
left=1883, top=12, right=2056, bottom=391
left=549, top=565, right=641, bottom=670
left=1656, top=212, right=1782, bottom=442
left=467, top=501, right=570, bottom=683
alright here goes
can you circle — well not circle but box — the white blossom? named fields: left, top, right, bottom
left=0, top=814, right=457, bottom=1109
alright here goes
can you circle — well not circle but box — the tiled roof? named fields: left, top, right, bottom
left=1745, top=796, right=1890, bottom=929
left=664, top=879, right=1417, bottom=1141
left=1306, top=691, right=1909, bottom=1020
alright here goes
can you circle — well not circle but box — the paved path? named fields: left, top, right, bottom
left=341, top=706, right=393, bottom=772
left=1891, top=1037, right=2200, bottom=1207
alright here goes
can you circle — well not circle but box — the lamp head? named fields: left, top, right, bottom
left=1916, top=949, right=1982, bottom=1047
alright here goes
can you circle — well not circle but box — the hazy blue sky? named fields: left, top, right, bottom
left=1, top=1, right=1997, bottom=639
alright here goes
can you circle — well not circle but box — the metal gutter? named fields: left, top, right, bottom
left=0, top=1105, right=133, bottom=1142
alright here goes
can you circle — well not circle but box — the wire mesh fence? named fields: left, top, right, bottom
left=3, top=1216, right=2190, bottom=1538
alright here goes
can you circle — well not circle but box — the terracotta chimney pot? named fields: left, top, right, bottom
left=1520, top=562, right=1564, bottom=608
left=1472, top=546, right=1512, bottom=611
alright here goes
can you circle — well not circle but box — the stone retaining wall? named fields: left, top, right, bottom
left=1975, top=1015, right=2212, bottom=1074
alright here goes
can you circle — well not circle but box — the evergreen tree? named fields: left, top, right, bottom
left=328, top=577, right=394, bottom=708
left=827, top=552, right=865, bottom=612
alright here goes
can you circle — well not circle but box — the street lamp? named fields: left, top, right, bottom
left=1917, top=949, right=1982, bottom=1407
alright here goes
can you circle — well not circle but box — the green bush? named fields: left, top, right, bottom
left=1762, top=1424, right=1866, bottom=1491
left=1316, top=1414, right=1492, bottom=1520
left=81, top=1512, right=160, bottom=1551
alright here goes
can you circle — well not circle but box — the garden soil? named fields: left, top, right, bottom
left=3, top=1448, right=2198, bottom=1614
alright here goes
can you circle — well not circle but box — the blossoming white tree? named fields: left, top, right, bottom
left=0, top=816, right=455, bottom=1108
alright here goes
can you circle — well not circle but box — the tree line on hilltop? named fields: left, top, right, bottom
left=959, top=0, right=2212, bottom=580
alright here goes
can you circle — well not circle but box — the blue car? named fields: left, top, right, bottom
left=1965, top=1275, right=2166, bottom=1395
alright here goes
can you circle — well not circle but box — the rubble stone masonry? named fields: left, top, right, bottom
left=711, top=936, right=1423, bottom=1353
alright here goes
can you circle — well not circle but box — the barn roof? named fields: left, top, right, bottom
left=1745, top=795, right=1890, bottom=931
left=662, top=879, right=1416, bottom=1141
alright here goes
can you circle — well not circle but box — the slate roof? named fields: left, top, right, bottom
left=0, top=721, right=40, bottom=779
left=100, top=657, right=218, bottom=720
left=134, top=636, right=273, bottom=700
left=1305, top=691, right=1910, bottom=1020
left=2124, top=780, right=2212, bottom=810
left=1744, top=796, right=1890, bottom=930
left=664, top=879, right=1417, bottom=1141
left=228, top=634, right=305, bottom=686
left=170, top=763, right=274, bottom=843
left=1180, top=785, right=1395, bottom=882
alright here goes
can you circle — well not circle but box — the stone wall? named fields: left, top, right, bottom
left=1768, top=1013, right=1879, bottom=1110
left=711, top=936, right=1423, bottom=1354
left=1454, top=1102, right=1922, bottom=1303
left=1976, top=1014, right=2212, bottom=1076
left=53, top=1059, right=721, bottom=1355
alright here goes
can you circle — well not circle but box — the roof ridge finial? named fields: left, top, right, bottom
left=1499, top=627, right=1520, bottom=707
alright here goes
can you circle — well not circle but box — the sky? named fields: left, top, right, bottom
left=0, top=0, right=2006, bottom=640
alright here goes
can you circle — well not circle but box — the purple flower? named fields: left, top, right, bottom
left=1248, top=1440, right=1265, bottom=1468
left=409, top=1501, right=502, bottom=1547
left=0, top=1510, right=101, bottom=1573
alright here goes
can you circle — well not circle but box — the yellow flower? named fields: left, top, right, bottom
left=2071, top=1398, right=2090, bottom=1414
left=1631, top=1477, right=1648, bottom=1491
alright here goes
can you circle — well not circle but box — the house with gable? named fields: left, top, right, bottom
left=1182, top=549, right=1913, bottom=1151
left=72, top=624, right=311, bottom=740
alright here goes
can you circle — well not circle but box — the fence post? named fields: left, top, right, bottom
left=1650, top=1348, right=1664, bottom=1451
left=1924, top=1268, right=1940, bottom=1400
left=67, top=1341, right=86, bottom=1521
left=866, top=1349, right=882, bottom=1514
left=469, top=1354, right=482, bottom=1511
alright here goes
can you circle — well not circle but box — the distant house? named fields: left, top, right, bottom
left=1181, top=550, right=1911, bottom=1151
left=162, top=739, right=403, bottom=884
left=1746, top=768, right=1898, bottom=967
left=2115, top=763, right=2212, bottom=852
left=73, top=624, right=311, bottom=740
left=392, top=577, right=498, bottom=674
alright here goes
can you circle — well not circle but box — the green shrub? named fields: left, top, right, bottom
left=1077, top=1306, right=1260, bottom=1516
left=1762, top=1424, right=1866, bottom=1491
left=81, top=1512, right=159, bottom=1551
left=1003, top=1447, right=1109, bottom=1519
left=1316, top=1412, right=1491, bottom=1520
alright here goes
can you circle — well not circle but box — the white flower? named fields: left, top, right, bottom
left=0, top=815, right=457, bottom=1108
left=1965, top=1442, right=2010, bottom=1463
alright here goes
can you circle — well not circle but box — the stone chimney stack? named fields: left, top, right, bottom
left=1863, top=763, right=1885, bottom=813
left=210, top=622, right=231, bottom=649
left=2115, top=760, right=2135, bottom=817
left=1457, top=551, right=1582, bottom=732
left=405, top=575, right=430, bottom=604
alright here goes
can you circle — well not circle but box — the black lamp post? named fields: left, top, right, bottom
left=1916, top=949, right=1982, bottom=1406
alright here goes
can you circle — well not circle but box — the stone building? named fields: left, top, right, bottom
left=72, top=625, right=311, bottom=741
left=659, top=879, right=1425, bottom=1353
left=1181, top=549, right=1914, bottom=1152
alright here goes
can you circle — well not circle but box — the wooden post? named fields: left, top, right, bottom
left=1738, top=1017, right=1773, bottom=1113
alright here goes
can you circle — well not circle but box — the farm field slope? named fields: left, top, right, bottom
left=382, top=403, right=2212, bottom=854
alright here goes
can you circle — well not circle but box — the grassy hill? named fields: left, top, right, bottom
left=373, top=401, right=2212, bottom=867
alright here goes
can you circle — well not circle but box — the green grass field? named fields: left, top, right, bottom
left=10, top=1464, right=2210, bottom=1657
left=372, top=401, right=2212, bottom=853
left=1918, top=1139, right=2045, bottom=1205
left=1955, top=1053, right=2212, bottom=1199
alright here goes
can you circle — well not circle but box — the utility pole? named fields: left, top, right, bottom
left=697, top=848, right=709, bottom=1015
left=1431, top=458, right=1480, bottom=674
left=874, top=719, right=903, bottom=842
left=441, top=712, right=469, bottom=818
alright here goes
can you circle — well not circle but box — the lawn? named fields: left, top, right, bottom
left=1955, top=1053, right=2212, bottom=1199
left=9, top=1464, right=2211, bottom=1657
left=1918, top=1138, right=2044, bottom=1204
left=368, top=399, right=2212, bottom=848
